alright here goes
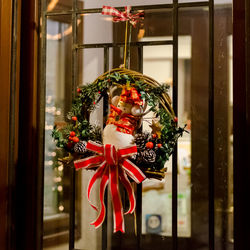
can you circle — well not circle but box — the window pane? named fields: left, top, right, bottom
left=43, top=15, right=72, bottom=248
left=74, top=48, right=104, bottom=250
left=77, top=8, right=172, bottom=45
left=178, top=6, right=209, bottom=249
left=42, top=1, right=234, bottom=250
left=141, top=44, right=173, bottom=242
left=214, top=2, right=233, bottom=249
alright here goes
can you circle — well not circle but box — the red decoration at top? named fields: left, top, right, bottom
left=102, top=6, right=144, bottom=27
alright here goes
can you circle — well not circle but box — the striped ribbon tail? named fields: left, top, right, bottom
left=109, top=164, right=125, bottom=233
left=91, top=167, right=109, bottom=228
left=74, top=140, right=146, bottom=233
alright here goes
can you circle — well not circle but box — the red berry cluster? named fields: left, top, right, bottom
left=68, top=131, right=79, bottom=143
left=67, top=118, right=80, bottom=149
left=146, top=134, right=162, bottom=149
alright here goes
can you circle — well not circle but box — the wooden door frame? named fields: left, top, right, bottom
left=0, top=0, right=249, bottom=249
left=0, top=0, right=21, bottom=249
left=16, top=0, right=42, bottom=249
left=0, top=0, right=13, bottom=247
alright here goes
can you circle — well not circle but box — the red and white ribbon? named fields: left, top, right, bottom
left=74, top=141, right=146, bottom=233
left=102, top=5, right=144, bottom=27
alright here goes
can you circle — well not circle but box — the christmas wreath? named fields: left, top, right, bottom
left=52, top=67, right=185, bottom=178
left=52, top=67, right=185, bottom=232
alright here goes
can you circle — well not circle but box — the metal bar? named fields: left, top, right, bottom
left=45, top=4, right=173, bottom=16
left=136, top=184, right=142, bottom=250
left=39, top=1, right=47, bottom=248
left=178, top=1, right=209, bottom=8
left=69, top=1, right=78, bottom=250
left=136, top=45, right=143, bottom=250
left=102, top=47, right=110, bottom=250
left=76, top=40, right=174, bottom=49
left=69, top=168, right=76, bottom=250
left=233, top=1, right=250, bottom=249
left=138, top=45, right=143, bottom=73
left=45, top=2, right=210, bottom=16
left=104, top=47, right=110, bottom=72
left=208, top=0, right=215, bottom=250
left=172, top=0, right=178, bottom=250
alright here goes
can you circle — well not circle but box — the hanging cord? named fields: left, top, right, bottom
left=123, top=20, right=129, bottom=68
left=127, top=24, right=133, bottom=69
left=123, top=20, right=133, bottom=69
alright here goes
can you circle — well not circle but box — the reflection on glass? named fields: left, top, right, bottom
left=141, top=43, right=174, bottom=237
left=44, top=18, right=72, bottom=217
left=141, top=39, right=192, bottom=238
left=213, top=3, right=233, bottom=247
left=43, top=16, right=72, bottom=248
left=74, top=48, right=104, bottom=250
left=47, top=0, right=72, bottom=12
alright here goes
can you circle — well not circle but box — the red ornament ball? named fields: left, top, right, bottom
left=152, top=134, right=157, bottom=139
left=72, top=136, right=79, bottom=143
left=70, top=131, right=76, bottom=137
left=146, top=141, right=154, bottom=149
left=77, top=88, right=81, bottom=93
left=174, top=117, right=178, bottom=123
left=157, top=143, right=162, bottom=148
left=69, top=136, right=74, bottom=141
left=72, top=116, right=77, bottom=121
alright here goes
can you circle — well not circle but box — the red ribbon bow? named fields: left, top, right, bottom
left=74, top=141, right=146, bottom=233
left=102, top=5, right=144, bottom=27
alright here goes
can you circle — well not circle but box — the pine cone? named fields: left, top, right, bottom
left=141, top=149, right=156, bottom=163
left=74, top=141, right=87, bottom=154
left=134, top=132, right=149, bottom=151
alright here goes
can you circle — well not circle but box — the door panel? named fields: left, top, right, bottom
left=42, top=1, right=233, bottom=250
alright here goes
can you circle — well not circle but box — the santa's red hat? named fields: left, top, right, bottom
left=119, top=86, right=143, bottom=106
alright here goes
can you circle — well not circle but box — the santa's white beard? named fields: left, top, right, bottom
left=103, top=124, right=135, bottom=149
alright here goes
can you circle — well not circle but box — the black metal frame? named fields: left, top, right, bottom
left=40, top=1, right=215, bottom=250
left=233, top=0, right=250, bottom=249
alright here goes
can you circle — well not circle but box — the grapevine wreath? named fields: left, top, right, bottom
left=52, top=67, right=185, bottom=233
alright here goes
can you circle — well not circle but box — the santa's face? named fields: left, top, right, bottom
left=117, top=101, right=132, bottom=114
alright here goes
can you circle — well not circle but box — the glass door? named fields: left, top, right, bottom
left=41, top=1, right=233, bottom=250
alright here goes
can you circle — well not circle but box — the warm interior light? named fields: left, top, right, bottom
left=47, top=20, right=81, bottom=40
left=47, top=0, right=59, bottom=12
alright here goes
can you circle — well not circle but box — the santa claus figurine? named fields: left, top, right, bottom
left=103, top=85, right=146, bottom=149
